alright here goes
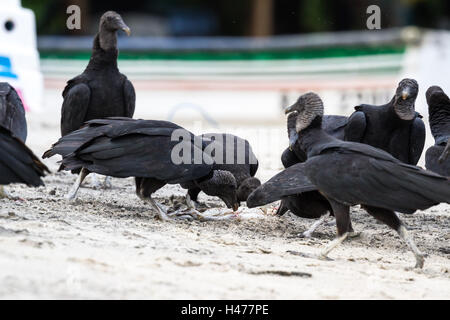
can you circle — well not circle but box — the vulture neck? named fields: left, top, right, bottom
left=286, top=112, right=298, bottom=140
left=86, top=30, right=119, bottom=71
left=297, top=116, right=333, bottom=156
left=429, top=101, right=450, bottom=143
left=387, top=96, right=415, bottom=123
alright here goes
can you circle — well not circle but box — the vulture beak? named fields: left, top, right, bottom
left=117, top=18, right=131, bottom=36
left=222, top=195, right=239, bottom=212
left=289, top=132, right=299, bottom=151
left=122, top=26, right=131, bottom=36
left=401, top=89, right=410, bottom=100
left=284, top=102, right=297, bottom=114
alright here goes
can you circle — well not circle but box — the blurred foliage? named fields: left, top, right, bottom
left=299, top=0, right=331, bottom=32
left=21, top=0, right=450, bottom=35
left=22, top=0, right=68, bottom=34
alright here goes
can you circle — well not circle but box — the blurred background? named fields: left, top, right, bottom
left=1, top=0, right=450, bottom=172
left=24, top=0, right=450, bottom=36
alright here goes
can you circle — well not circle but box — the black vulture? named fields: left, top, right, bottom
left=248, top=92, right=450, bottom=268
left=60, top=11, right=135, bottom=193
left=277, top=102, right=349, bottom=237
left=43, top=118, right=240, bottom=221
left=344, top=78, right=425, bottom=165
left=425, top=86, right=450, bottom=177
left=0, top=126, right=49, bottom=199
left=182, top=133, right=260, bottom=209
left=0, top=82, right=27, bottom=142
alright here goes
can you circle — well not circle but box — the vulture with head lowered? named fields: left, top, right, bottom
left=44, top=118, right=241, bottom=221
left=182, top=133, right=260, bottom=210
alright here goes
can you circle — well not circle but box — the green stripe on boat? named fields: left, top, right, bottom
left=40, top=46, right=405, bottom=61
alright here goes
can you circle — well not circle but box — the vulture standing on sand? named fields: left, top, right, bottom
left=344, top=78, right=425, bottom=165
left=247, top=92, right=450, bottom=268
left=43, top=118, right=241, bottom=221
left=425, top=86, right=450, bottom=177
left=277, top=105, right=349, bottom=237
left=182, top=133, right=260, bottom=209
left=60, top=11, right=135, bottom=195
left=0, top=83, right=46, bottom=199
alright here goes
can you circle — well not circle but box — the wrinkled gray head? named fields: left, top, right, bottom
left=393, top=78, right=418, bottom=120
left=426, top=86, right=449, bottom=110
left=99, top=11, right=131, bottom=35
left=237, top=177, right=261, bottom=202
left=196, top=170, right=239, bottom=211
left=284, top=92, right=324, bottom=133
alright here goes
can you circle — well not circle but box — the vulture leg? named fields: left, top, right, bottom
left=103, top=176, right=112, bottom=189
left=363, top=205, right=425, bottom=268
left=66, top=168, right=89, bottom=201
left=186, top=187, right=201, bottom=210
left=347, top=220, right=361, bottom=238
left=320, top=233, right=349, bottom=260
left=136, top=177, right=233, bottom=221
left=319, top=199, right=351, bottom=259
left=398, top=226, right=425, bottom=269
left=136, top=177, right=171, bottom=221
left=301, top=212, right=330, bottom=238
left=185, top=194, right=197, bottom=210
left=146, top=197, right=171, bottom=221
left=275, top=200, right=289, bottom=216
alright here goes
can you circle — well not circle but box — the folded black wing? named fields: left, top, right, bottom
left=306, top=151, right=450, bottom=214
left=246, top=162, right=317, bottom=208
left=45, top=118, right=213, bottom=184
left=0, top=127, right=49, bottom=187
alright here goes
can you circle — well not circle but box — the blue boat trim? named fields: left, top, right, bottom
left=0, top=56, right=18, bottom=79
